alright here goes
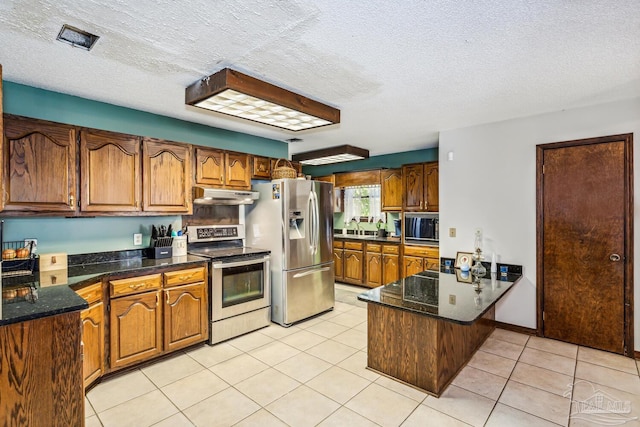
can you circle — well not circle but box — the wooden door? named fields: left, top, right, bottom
left=333, top=248, right=344, bottom=281
left=3, top=115, right=77, bottom=212
left=366, top=252, right=382, bottom=288
left=142, top=138, right=192, bottom=213
left=195, top=147, right=225, bottom=186
left=538, top=135, right=632, bottom=355
left=402, top=164, right=424, bottom=211
left=424, top=162, right=439, bottom=212
left=383, top=253, right=400, bottom=284
left=164, top=282, right=207, bottom=352
left=110, top=290, right=162, bottom=369
left=381, top=168, right=402, bottom=211
left=403, top=256, right=424, bottom=278
left=343, top=250, right=364, bottom=284
left=81, top=302, right=104, bottom=389
left=80, top=129, right=141, bottom=212
left=251, top=155, right=272, bottom=179
left=225, top=152, right=251, bottom=189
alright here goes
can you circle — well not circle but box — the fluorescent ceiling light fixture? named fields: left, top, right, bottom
left=185, top=68, right=340, bottom=132
left=292, top=145, right=369, bottom=165
left=56, top=24, right=99, bottom=50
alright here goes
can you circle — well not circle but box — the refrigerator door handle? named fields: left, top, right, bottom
left=308, top=192, right=315, bottom=255
left=313, top=190, right=320, bottom=254
left=293, top=266, right=331, bottom=278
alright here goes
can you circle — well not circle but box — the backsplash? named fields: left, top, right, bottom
left=1, top=216, right=181, bottom=255
left=334, top=212, right=400, bottom=234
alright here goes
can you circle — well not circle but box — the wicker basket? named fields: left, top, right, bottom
left=271, top=159, right=297, bottom=179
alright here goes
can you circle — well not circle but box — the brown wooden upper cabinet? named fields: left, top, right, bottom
left=381, top=168, right=402, bottom=211
left=143, top=138, right=192, bottom=213
left=251, top=155, right=271, bottom=179
left=195, top=147, right=251, bottom=189
left=2, top=114, right=77, bottom=212
left=403, top=161, right=439, bottom=212
left=80, top=129, right=141, bottom=212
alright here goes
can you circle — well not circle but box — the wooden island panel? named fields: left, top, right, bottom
left=367, top=303, right=495, bottom=396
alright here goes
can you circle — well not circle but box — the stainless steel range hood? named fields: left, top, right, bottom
left=193, top=187, right=259, bottom=205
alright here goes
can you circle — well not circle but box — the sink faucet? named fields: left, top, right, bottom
left=350, top=219, right=363, bottom=235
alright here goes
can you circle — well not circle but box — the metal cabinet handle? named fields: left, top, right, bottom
left=69, top=195, right=75, bottom=208
left=610, top=254, right=621, bottom=262
left=166, top=290, right=170, bottom=304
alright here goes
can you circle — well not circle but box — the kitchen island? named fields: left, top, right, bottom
left=358, top=267, right=521, bottom=397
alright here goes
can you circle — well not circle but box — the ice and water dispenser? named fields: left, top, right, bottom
left=289, top=210, right=305, bottom=239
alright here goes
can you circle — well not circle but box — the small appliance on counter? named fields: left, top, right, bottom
left=148, top=224, right=173, bottom=259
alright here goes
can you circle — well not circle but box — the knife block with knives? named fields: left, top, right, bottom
left=148, top=224, right=174, bottom=259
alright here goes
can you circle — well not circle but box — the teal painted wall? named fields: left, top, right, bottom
left=302, top=147, right=438, bottom=176
left=1, top=81, right=288, bottom=256
left=3, top=82, right=288, bottom=157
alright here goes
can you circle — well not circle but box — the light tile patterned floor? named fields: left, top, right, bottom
left=86, top=284, right=640, bottom=427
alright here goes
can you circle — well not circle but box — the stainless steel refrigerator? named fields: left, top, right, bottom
left=246, top=179, right=334, bottom=326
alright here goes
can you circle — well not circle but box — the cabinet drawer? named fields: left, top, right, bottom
left=344, top=241, right=364, bottom=250
left=366, top=243, right=382, bottom=253
left=403, top=245, right=439, bottom=258
left=333, top=240, right=344, bottom=249
left=382, top=244, right=399, bottom=254
left=76, top=282, right=102, bottom=305
left=164, top=267, right=206, bottom=288
left=110, top=274, right=162, bottom=297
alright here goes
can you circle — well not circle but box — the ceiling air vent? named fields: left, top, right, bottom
left=56, top=24, right=99, bottom=51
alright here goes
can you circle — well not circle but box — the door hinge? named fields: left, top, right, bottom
left=542, top=164, right=546, bottom=174
left=542, top=311, right=545, bottom=321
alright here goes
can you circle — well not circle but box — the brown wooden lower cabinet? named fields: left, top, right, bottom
left=402, top=245, right=439, bottom=277
left=366, top=244, right=382, bottom=288
left=81, top=301, right=105, bottom=388
left=343, top=241, right=364, bottom=285
left=110, top=289, right=163, bottom=369
left=163, top=281, right=208, bottom=352
left=0, top=311, right=84, bottom=426
left=333, top=240, right=345, bottom=282
left=381, top=244, right=400, bottom=284
left=367, top=303, right=495, bottom=396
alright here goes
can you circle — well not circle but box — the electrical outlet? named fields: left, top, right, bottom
left=449, top=295, right=456, bottom=305
left=24, top=238, right=37, bottom=253
left=133, top=233, right=142, bottom=245
left=449, top=228, right=456, bottom=237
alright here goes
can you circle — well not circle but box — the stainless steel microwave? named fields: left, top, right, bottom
left=404, top=212, right=439, bottom=244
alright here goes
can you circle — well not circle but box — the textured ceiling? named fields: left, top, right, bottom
left=1, top=0, right=639, bottom=157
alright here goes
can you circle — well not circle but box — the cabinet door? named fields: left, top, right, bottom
left=403, top=255, right=424, bottom=278
left=424, top=162, right=439, bottom=212
left=251, top=155, right=272, bottom=179
left=402, top=164, right=424, bottom=211
left=142, top=138, right=192, bottom=213
left=3, top=115, right=77, bottom=212
left=366, top=252, right=382, bottom=288
left=80, top=129, right=141, bottom=212
left=164, top=281, right=208, bottom=352
left=81, top=301, right=104, bottom=389
left=425, top=257, right=440, bottom=272
left=381, top=169, right=402, bottom=211
left=333, top=248, right=344, bottom=281
left=110, top=290, right=162, bottom=369
left=343, top=250, right=364, bottom=284
left=195, top=147, right=225, bottom=186
left=382, top=253, right=400, bottom=284
left=225, top=152, right=251, bottom=189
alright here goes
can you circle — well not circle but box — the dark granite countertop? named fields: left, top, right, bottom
left=1, top=254, right=209, bottom=326
left=357, top=268, right=521, bottom=325
left=334, top=234, right=402, bottom=243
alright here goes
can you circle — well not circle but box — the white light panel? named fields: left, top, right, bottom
left=196, top=89, right=332, bottom=131
left=298, top=153, right=367, bottom=165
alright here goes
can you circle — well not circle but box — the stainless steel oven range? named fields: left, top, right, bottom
left=187, top=224, right=270, bottom=345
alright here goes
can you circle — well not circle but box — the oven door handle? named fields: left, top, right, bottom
left=212, top=256, right=270, bottom=269
left=293, top=266, right=331, bottom=278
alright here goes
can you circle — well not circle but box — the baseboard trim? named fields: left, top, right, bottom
left=494, top=321, right=538, bottom=336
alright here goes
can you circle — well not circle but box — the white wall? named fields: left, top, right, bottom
left=439, top=97, right=640, bottom=351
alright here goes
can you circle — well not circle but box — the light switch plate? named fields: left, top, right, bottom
left=449, top=228, right=456, bottom=237
left=24, top=238, right=37, bottom=253
left=133, top=233, right=143, bottom=245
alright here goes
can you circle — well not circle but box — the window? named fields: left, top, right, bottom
left=344, top=184, right=383, bottom=223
